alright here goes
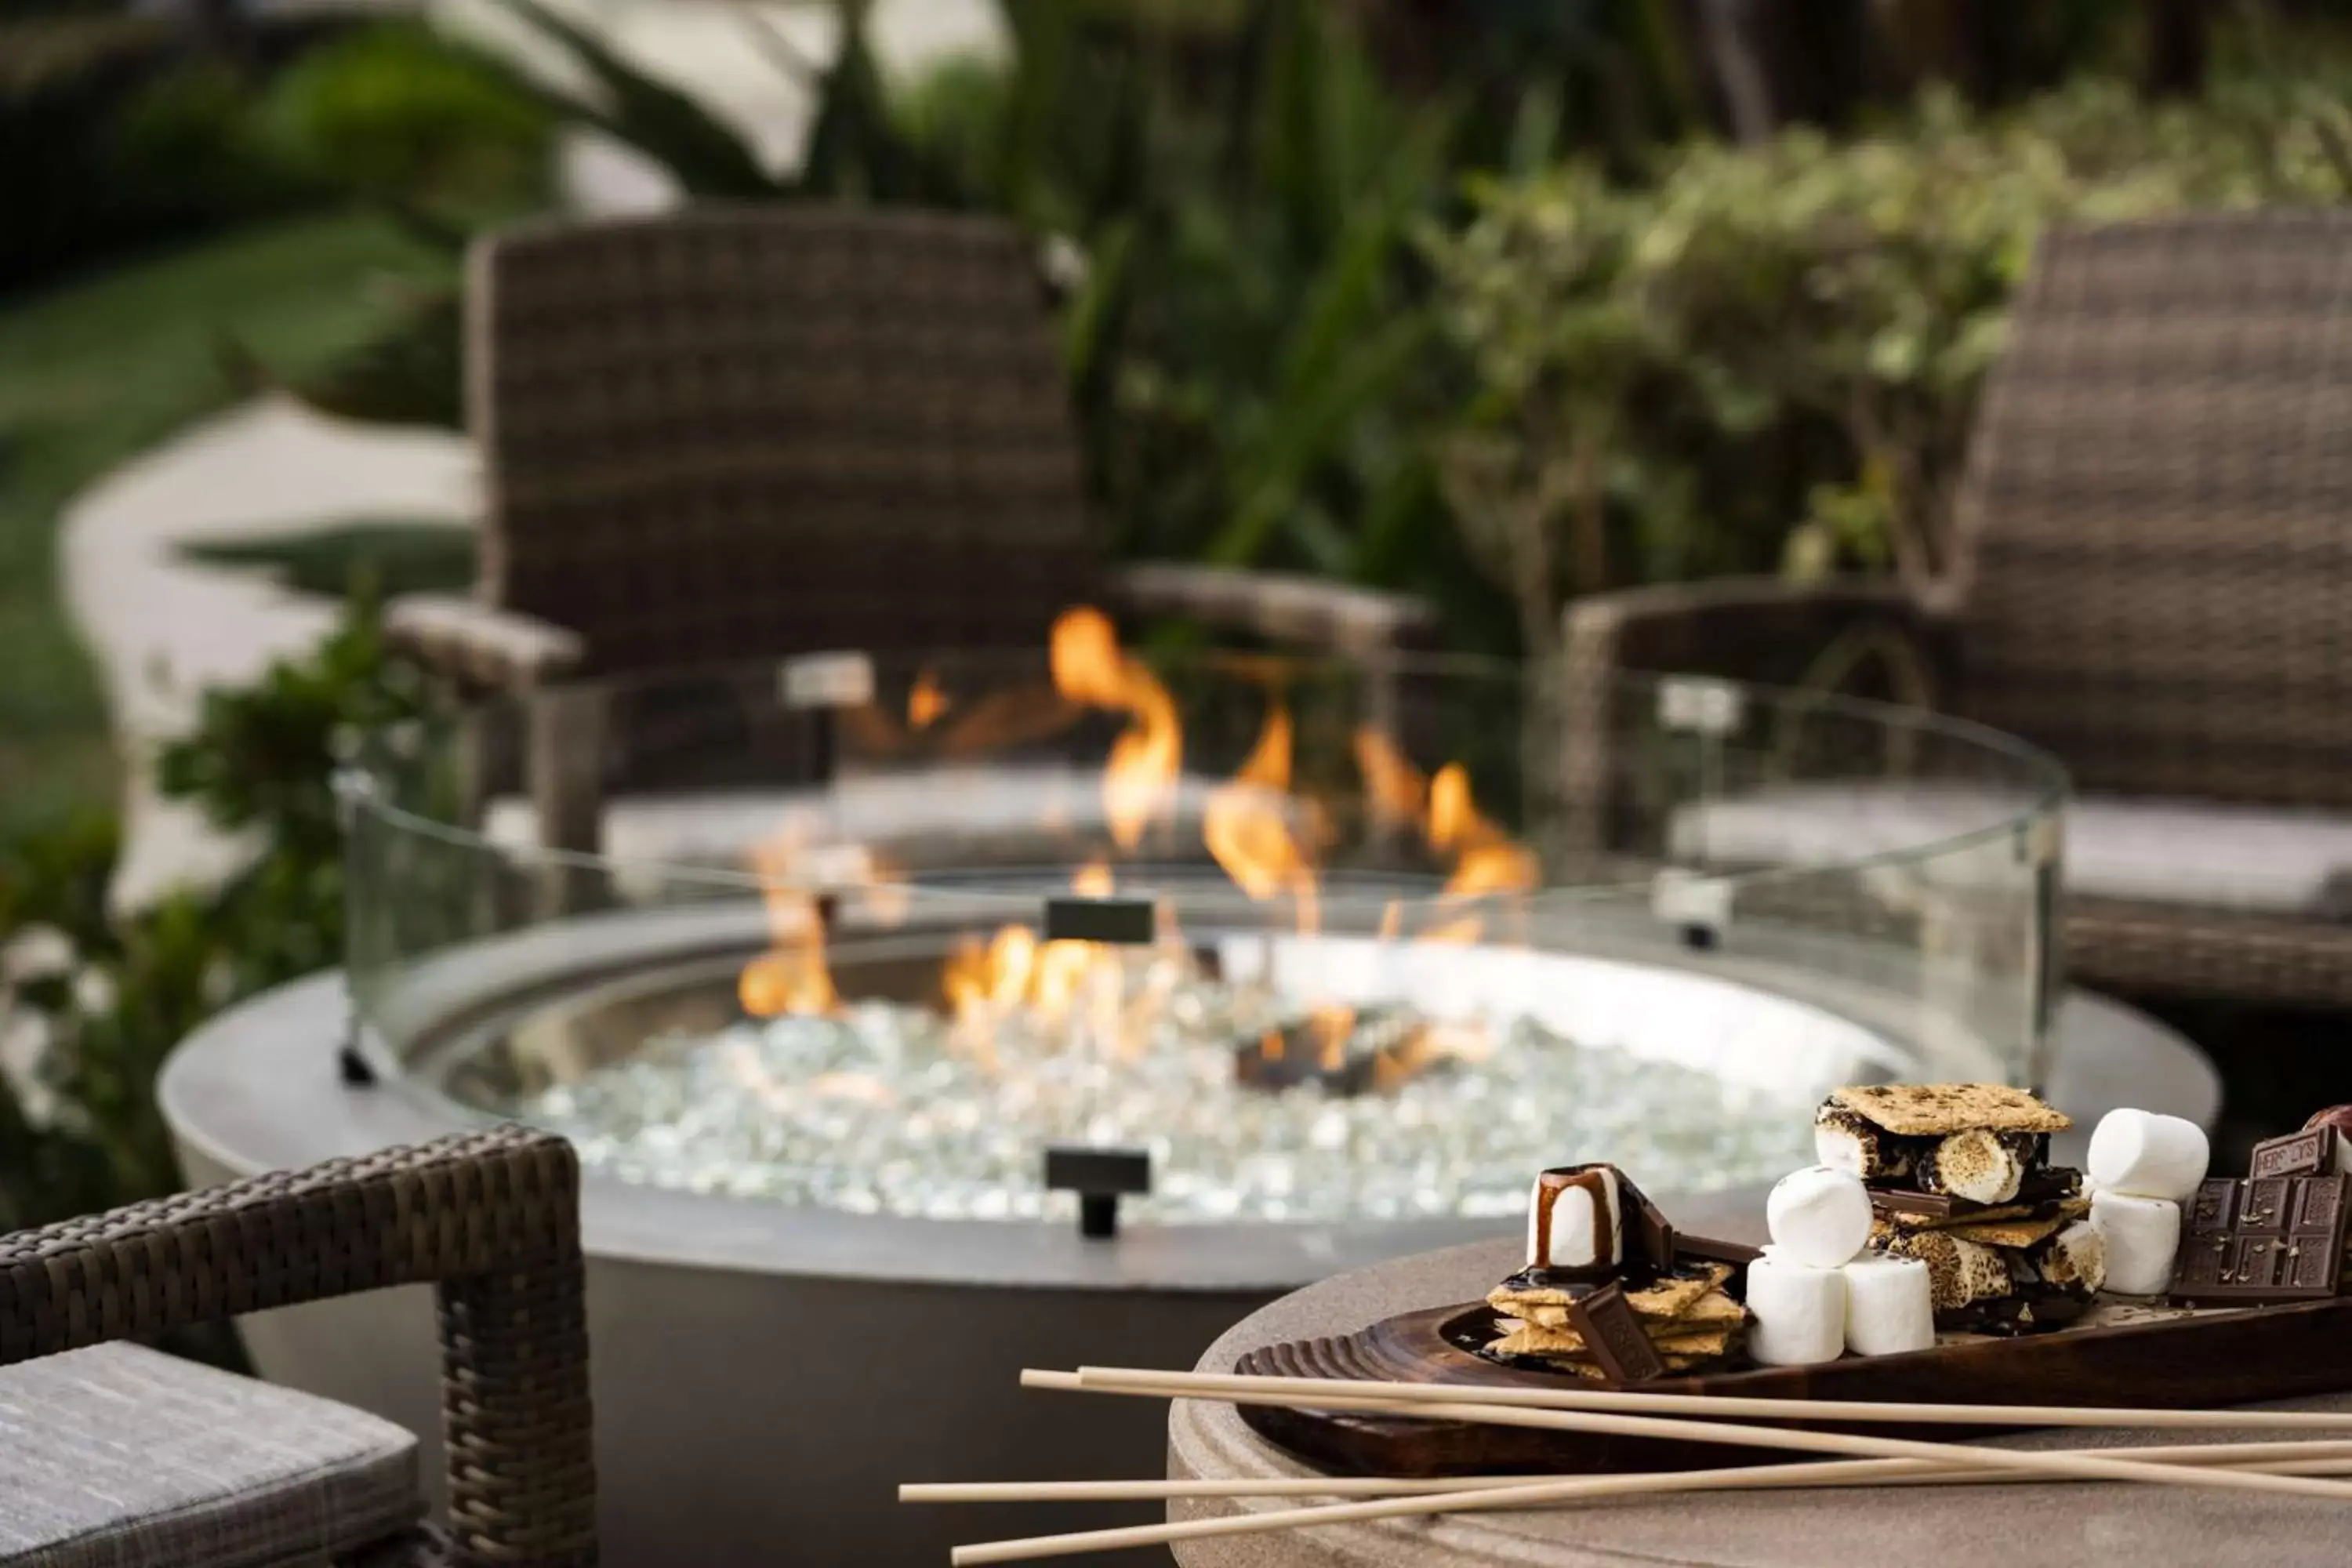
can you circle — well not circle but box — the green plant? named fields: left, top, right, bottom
left=1423, top=75, right=2352, bottom=650
left=260, top=21, right=558, bottom=221
left=0, top=592, right=420, bottom=1234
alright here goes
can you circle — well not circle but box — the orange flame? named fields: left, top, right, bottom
left=909, top=667, right=949, bottom=728
left=1050, top=608, right=1181, bottom=851
left=1203, top=702, right=1319, bottom=935
left=1353, top=728, right=1427, bottom=828
left=941, top=863, right=1148, bottom=1061
left=737, top=835, right=837, bottom=1018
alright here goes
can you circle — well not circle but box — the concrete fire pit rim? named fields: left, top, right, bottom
left=164, top=970, right=1622, bottom=1293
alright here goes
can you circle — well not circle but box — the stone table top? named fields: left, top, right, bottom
left=1167, top=1236, right=2352, bottom=1568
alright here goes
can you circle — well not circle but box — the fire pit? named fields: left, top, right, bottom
left=169, top=612, right=2078, bottom=1563
left=347, top=612, right=2053, bottom=1229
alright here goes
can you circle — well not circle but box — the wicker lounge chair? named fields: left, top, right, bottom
left=383, top=206, right=1435, bottom=860
left=0, top=1126, right=594, bottom=1567
left=1559, top=209, right=2352, bottom=1009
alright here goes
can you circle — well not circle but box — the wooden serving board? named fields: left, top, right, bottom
left=1236, top=1258, right=2352, bottom=1477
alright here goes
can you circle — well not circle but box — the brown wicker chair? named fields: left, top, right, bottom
left=1559, top=209, right=2352, bottom=1009
left=0, top=1126, right=594, bottom=1567
left=384, top=205, right=1436, bottom=858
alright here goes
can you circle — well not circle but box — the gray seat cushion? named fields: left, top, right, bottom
left=1675, top=786, right=2352, bottom=916
left=0, top=1341, right=420, bottom=1568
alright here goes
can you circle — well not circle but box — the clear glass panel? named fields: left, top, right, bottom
left=341, top=641, right=2065, bottom=1225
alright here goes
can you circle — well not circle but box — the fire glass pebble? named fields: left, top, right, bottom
left=518, top=964, right=1813, bottom=1224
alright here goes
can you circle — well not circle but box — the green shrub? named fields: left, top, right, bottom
left=0, top=595, right=419, bottom=1231
left=1423, top=78, right=2352, bottom=654
left=260, top=22, right=557, bottom=219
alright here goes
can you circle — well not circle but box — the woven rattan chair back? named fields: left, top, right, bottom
left=1947, top=210, right=2352, bottom=808
left=471, top=206, right=1098, bottom=676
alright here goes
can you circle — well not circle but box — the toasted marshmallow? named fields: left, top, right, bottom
left=1813, top=1104, right=1915, bottom=1182
left=2034, top=1219, right=2107, bottom=1298
left=1925, top=1129, right=2028, bottom=1205
left=1887, top=1229, right=2013, bottom=1311
left=1766, top=1165, right=1873, bottom=1269
left=1526, top=1165, right=1624, bottom=1272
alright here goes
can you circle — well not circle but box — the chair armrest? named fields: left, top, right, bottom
left=0, top=1126, right=595, bottom=1568
left=1107, top=563, right=1440, bottom=656
left=1552, top=577, right=1951, bottom=856
left=385, top=595, right=585, bottom=691
left=1562, top=575, right=1948, bottom=693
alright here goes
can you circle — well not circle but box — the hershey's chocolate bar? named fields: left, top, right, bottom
left=2171, top=1172, right=2350, bottom=1304
left=1565, top=1283, right=1666, bottom=1383
left=2252, top=1129, right=2336, bottom=1181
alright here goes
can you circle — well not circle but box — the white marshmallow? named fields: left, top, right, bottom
left=2087, top=1110, right=2209, bottom=1202
left=2091, top=1189, right=2181, bottom=1296
left=1747, top=1248, right=1848, bottom=1366
left=1766, top=1165, right=1873, bottom=1269
left=1525, top=1167, right=1623, bottom=1272
left=1838, top=1252, right=1936, bottom=1357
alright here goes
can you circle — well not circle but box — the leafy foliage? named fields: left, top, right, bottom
left=259, top=21, right=558, bottom=220
left=0, top=597, right=420, bottom=1230
left=1423, top=78, right=2352, bottom=653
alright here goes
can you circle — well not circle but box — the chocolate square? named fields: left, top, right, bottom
left=1565, top=1283, right=1667, bottom=1383
left=2189, top=1178, right=2240, bottom=1234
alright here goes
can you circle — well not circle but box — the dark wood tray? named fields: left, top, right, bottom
left=1236, top=1247, right=2352, bottom=1476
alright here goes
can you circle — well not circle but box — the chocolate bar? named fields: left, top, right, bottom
left=2252, top=1128, right=2336, bottom=1181
left=1565, top=1282, right=1667, bottom=1382
left=2170, top=1173, right=2350, bottom=1304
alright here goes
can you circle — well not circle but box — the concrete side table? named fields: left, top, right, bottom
left=1168, top=1234, right=2351, bottom=1568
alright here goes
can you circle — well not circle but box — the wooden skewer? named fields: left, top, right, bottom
left=1045, top=1372, right=2352, bottom=1498
left=1073, top=1363, right=2352, bottom=1434
left=950, top=1447, right=2352, bottom=1565
left=911, top=1446, right=2352, bottom=1504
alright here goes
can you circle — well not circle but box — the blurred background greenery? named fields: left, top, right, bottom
left=2, top=0, right=2349, bottom=1229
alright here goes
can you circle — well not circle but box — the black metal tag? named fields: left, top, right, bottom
left=1043, top=896, right=1155, bottom=946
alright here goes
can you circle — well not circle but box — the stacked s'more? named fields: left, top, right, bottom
left=1815, top=1083, right=2104, bottom=1332
left=1484, top=1164, right=1747, bottom=1380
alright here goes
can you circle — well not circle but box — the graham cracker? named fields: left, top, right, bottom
left=1831, top=1083, right=2069, bottom=1137
left=1490, top=1319, right=1738, bottom=1358
left=1489, top=1262, right=1732, bottom=1322
left=1486, top=1327, right=1720, bottom=1371
left=1943, top=1212, right=2072, bottom=1249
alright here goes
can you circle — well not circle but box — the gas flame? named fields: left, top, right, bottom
left=941, top=862, right=1146, bottom=1061
left=1050, top=608, right=1181, bottom=851
left=909, top=667, right=948, bottom=728
left=737, top=834, right=837, bottom=1018
left=1354, top=728, right=1427, bottom=829
left=1203, top=702, right=1319, bottom=934
left=1352, top=735, right=1541, bottom=944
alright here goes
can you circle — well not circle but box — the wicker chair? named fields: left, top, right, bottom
left=1559, top=209, right=2352, bottom=1010
left=384, top=206, right=1436, bottom=858
left=0, top=1126, right=594, bottom=1567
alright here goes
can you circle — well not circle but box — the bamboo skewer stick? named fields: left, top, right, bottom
left=909, top=1446, right=2352, bottom=1504
left=1057, top=1370, right=2352, bottom=1497
left=1072, top=1363, right=2352, bottom=1434
left=949, top=1448, right=2352, bottom=1565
